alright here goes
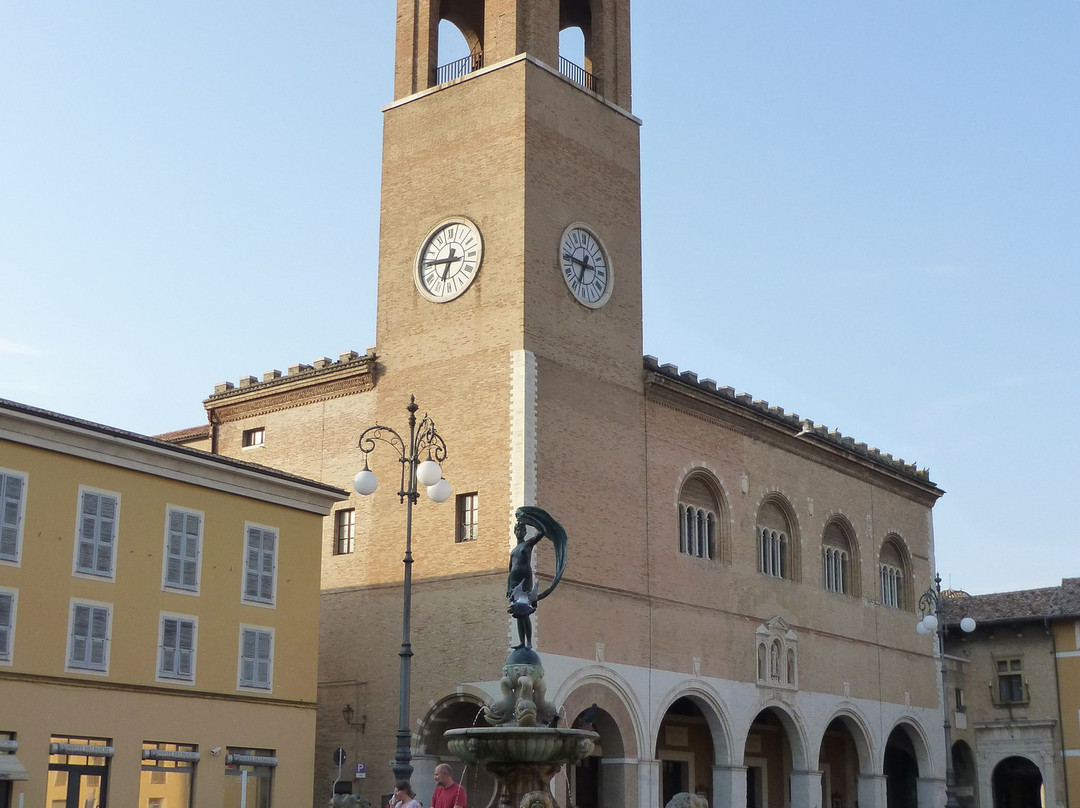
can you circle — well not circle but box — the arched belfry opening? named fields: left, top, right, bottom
left=393, top=0, right=631, bottom=109
left=559, top=0, right=595, bottom=90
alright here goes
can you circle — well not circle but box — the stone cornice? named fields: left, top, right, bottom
left=205, top=351, right=376, bottom=423
left=643, top=356, right=942, bottom=505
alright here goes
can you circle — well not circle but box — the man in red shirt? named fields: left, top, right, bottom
left=431, top=763, right=467, bottom=808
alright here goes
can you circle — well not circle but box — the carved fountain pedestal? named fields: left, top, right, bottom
left=444, top=646, right=597, bottom=808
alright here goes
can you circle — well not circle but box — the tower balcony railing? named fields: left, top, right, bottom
left=559, top=56, right=601, bottom=95
left=435, top=52, right=483, bottom=85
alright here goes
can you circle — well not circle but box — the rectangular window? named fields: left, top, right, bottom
left=996, top=658, right=1026, bottom=704
left=74, top=488, right=120, bottom=579
left=334, top=509, right=355, bottom=555
left=0, top=469, right=27, bottom=564
left=0, top=588, right=15, bottom=663
left=225, top=747, right=275, bottom=806
left=456, top=493, right=478, bottom=543
left=238, top=627, right=273, bottom=690
left=47, top=736, right=112, bottom=808
left=163, top=507, right=202, bottom=592
left=140, top=742, right=195, bottom=808
left=242, top=524, right=277, bottom=605
left=68, top=601, right=111, bottom=672
left=242, top=427, right=265, bottom=448
left=758, top=528, right=785, bottom=578
left=158, top=615, right=197, bottom=682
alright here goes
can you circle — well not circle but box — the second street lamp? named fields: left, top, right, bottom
left=917, top=574, right=976, bottom=808
left=353, top=395, right=450, bottom=783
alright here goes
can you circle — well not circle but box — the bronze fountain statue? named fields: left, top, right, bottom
left=444, top=506, right=595, bottom=808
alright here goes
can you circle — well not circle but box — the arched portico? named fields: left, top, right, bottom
left=816, top=710, right=878, bottom=808
left=883, top=720, right=935, bottom=808
left=416, top=690, right=495, bottom=807
left=560, top=673, right=641, bottom=808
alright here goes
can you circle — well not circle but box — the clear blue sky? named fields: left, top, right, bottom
left=2, top=2, right=1077, bottom=596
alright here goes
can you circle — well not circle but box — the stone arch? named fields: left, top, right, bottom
left=822, top=513, right=861, bottom=597
left=416, top=688, right=498, bottom=807
left=676, top=465, right=732, bottom=563
left=814, top=706, right=876, bottom=777
left=437, top=0, right=484, bottom=57
left=990, top=755, right=1044, bottom=808
left=746, top=702, right=812, bottom=771
left=755, top=491, right=802, bottom=581
left=558, top=669, right=642, bottom=759
left=653, top=681, right=736, bottom=767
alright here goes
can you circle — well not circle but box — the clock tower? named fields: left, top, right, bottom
left=371, top=0, right=650, bottom=617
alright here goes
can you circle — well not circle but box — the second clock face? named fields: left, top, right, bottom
left=560, top=223, right=612, bottom=308
left=414, top=217, right=483, bottom=302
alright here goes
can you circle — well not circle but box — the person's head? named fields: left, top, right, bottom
left=393, top=780, right=415, bottom=800
left=434, top=763, right=454, bottom=787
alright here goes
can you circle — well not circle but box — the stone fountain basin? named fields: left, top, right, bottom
left=444, top=727, right=597, bottom=765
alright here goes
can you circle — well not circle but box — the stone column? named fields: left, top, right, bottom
left=599, top=759, right=636, bottom=808
left=916, top=776, right=944, bottom=808
left=857, top=773, right=887, bottom=808
left=790, top=770, right=824, bottom=808
left=638, top=759, right=661, bottom=808
left=713, top=765, right=748, bottom=808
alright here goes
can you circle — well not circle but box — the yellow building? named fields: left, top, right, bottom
left=166, top=1, right=951, bottom=806
left=0, top=398, right=345, bottom=808
left=942, top=579, right=1080, bottom=808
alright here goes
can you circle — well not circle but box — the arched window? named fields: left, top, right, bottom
left=822, top=519, right=857, bottom=596
left=559, top=0, right=598, bottom=92
left=677, top=473, right=721, bottom=561
left=879, top=537, right=909, bottom=609
left=756, top=498, right=794, bottom=579
left=433, top=3, right=483, bottom=86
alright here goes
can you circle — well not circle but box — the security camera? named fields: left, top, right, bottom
left=209, top=747, right=222, bottom=756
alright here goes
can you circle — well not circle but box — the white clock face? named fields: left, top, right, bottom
left=414, top=218, right=483, bottom=302
left=560, top=224, right=612, bottom=308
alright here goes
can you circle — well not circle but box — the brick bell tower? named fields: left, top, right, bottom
left=359, top=0, right=650, bottom=793
left=370, top=0, right=649, bottom=620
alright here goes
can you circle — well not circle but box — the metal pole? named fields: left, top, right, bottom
left=391, top=400, right=419, bottom=783
left=937, top=575, right=961, bottom=808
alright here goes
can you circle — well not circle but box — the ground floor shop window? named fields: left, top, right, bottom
left=225, top=748, right=276, bottom=808
left=140, top=742, right=196, bottom=807
left=47, top=736, right=112, bottom=808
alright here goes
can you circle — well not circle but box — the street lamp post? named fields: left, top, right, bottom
left=353, top=396, right=451, bottom=783
left=917, top=574, right=977, bottom=808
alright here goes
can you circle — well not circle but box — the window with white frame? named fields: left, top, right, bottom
left=823, top=546, right=848, bottom=593
left=677, top=473, right=722, bottom=560
left=0, top=588, right=15, bottom=663
left=0, top=469, right=27, bottom=564
left=68, top=601, right=111, bottom=672
left=74, top=488, right=120, bottom=579
left=242, top=524, right=277, bottom=605
left=158, top=614, right=196, bottom=682
left=163, top=508, right=202, bottom=592
left=456, top=493, right=478, bottom=543
left=822, top=519, right=857, bottom=596
left=242, top=427, right=265, bottom=448
left=238, top=627, right=273, bottom=690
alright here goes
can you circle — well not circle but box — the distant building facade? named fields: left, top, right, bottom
left=942, top=579, right=1080, bottom=808
left=0, top=398, right=345, bottom=808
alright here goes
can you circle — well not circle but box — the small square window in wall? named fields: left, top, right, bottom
left=334, top=509, right=355, bottom=555
left=456, top=493, right=478, bottom=543
left=242, top=427, right=265, bottom=448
